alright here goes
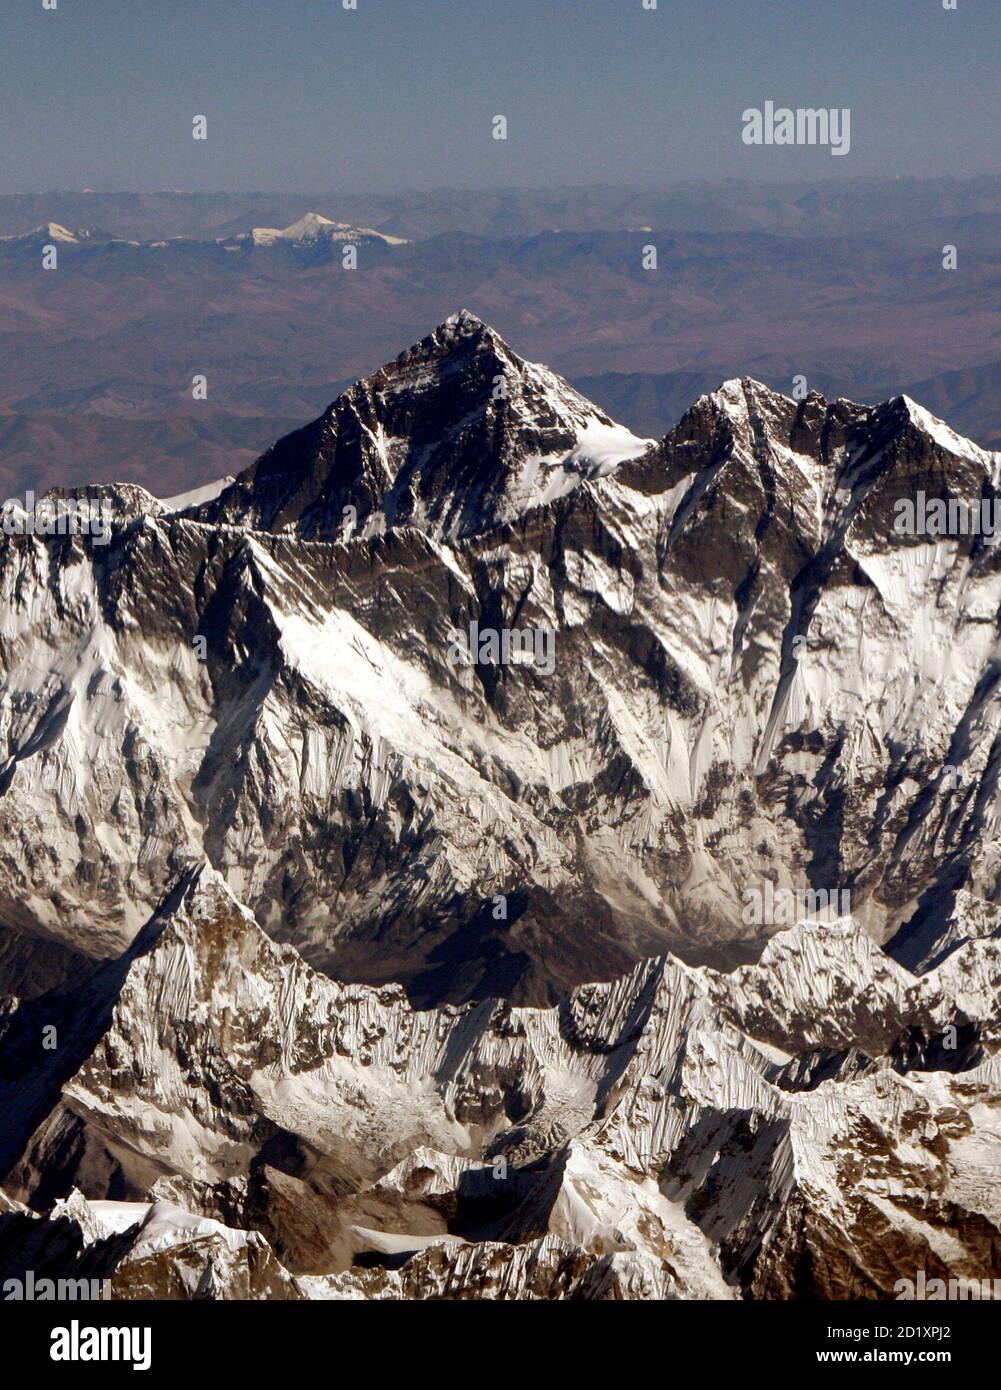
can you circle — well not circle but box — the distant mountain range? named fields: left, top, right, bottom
left=0, top=211, right=407, bottom=259
left=1, top=178, right=998, bottom=241
left=0, top=180, right=997, bottom=500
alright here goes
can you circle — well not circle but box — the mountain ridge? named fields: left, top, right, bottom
left=3, top=858, right=1001, bottom=1299
left=2, top=314, right=1001, bottom=1300
left=0, top=314, right=998, bottom=1004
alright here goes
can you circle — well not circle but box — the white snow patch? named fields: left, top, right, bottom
left=159, top=476, right=233, bottom=512
left=902, top=396, right=1000, bottom=467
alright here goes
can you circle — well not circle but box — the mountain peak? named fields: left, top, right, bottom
left=198, top=315, right=653, bottom=542
left=42, top=221, right=79, bottom=242
left=237, top=213, right=408, bottom=249
left=709, top=376, right=799, bottom=411
left=693, top=377, right=999, bottom=470
left=1, top=221, right=81, bottom=245
left=281, top=212, right=336, bottom=238
left=442, top=308, right=489, bottom=335
left=389, top=311, right=519, bottom=382
left=897, top=393, right=999, bottom=463
left=397, top=311, right=511, bottom=368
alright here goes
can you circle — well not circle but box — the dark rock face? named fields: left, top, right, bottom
left=198, top=310, right=652, bottom=543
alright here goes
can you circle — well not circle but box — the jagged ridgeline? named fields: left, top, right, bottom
left=0, top=311, right=999, bottom=1002
left=1, top=313, right=1001, bottom=1299
left=1, top=865, right=999, bottom=1300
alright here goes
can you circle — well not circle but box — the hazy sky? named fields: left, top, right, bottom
left=1, top=0, right=998, bottom=192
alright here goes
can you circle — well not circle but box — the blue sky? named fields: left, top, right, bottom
left=1, top=0, right=998, bottom=191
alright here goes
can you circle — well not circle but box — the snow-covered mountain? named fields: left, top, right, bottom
left=0, top=221, right=85, bottom=245
left=2, top=864, right=1000, bottom=1300
left=199, top=309, right=654, bottom=541
left=1, top=315, right=1000, bottom=1299
left=223, top=211, right=408, bottom=249
left=0, top=213, right=409, bottom=263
